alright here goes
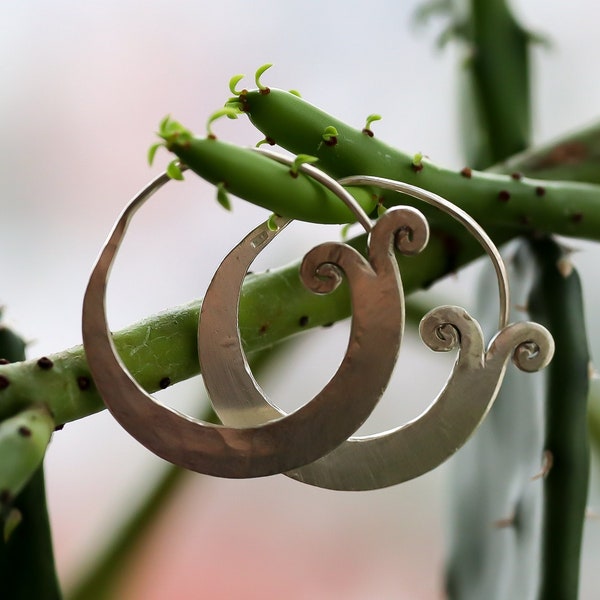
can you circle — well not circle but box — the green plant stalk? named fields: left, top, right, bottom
left=455, top=0, right=532, bottom=167
left=0, top=225, right=499, bottom=428
left=445, top=0, right=541, bottom=594
left=1, top=83, right=598, bottom=429
left=1, top=467, right=62, bottom=600
left=449, top=0, right=531, bottom=170
left=232, top=88, right=600, bottom=240
left=528, top=238, right=590, bottom=600
left=4, top=87, right=600, bottom=429
left=156, top=131, right=378, bottom=224
left=0, top=323, right=62, bottom=600
left=0, top=406, right=55, bottom=507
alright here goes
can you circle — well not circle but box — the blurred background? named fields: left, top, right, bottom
left=2, top=1, right=600, bottom=598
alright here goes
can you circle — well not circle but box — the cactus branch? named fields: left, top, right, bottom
left=237, top=88, right=600, bottom=241
left=0, top=324, right=62, bottom=600
left=528, top=238, right=590, bottom=600
left=0, top=222, right=505, bottom=428
left=454, top=0, right=533, bottom=167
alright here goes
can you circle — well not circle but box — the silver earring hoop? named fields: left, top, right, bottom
left=82, top=152, right=426, bottom=478
left=202, top=174, right=555, bottom=490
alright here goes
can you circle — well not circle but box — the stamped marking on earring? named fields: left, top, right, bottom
left=250, top=231, right=269, bottom=248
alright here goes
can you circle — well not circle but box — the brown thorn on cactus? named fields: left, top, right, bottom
left=0, top=358, right=9, bottom=365
left=0, top=375, right=9, bottom=389
left=498, top=190, right=511, bottom=202
left=511, top=172, right=523, bottom=181
left=570, top=212, right=584, bottom=224
left=460, top=167, right=472, bottom=178
left=37, top=356, right=54, bottom=370
left=298, top=315, right=309, bottom=327
left=493, top=511, right=516, bottom=529
left=159, top=377, right=171, bottom=390
left=518, top=215, right=532, bottom=227
left=557, top=257, right=574, bottom=278
left=531, top=450, right=554, bottom=481
left=259, top=323, right=269, bottom=334
left=535, top=186, right=546, bottom=197
left=18, top=426, right=32, bottom=438
left=77, top=376, right=91, bottom=391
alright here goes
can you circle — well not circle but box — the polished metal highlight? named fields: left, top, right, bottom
left=82, top=154, right=423, bottom=478
left=203, top=176, right=554, bottom=490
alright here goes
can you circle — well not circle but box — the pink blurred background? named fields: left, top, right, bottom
left=2, top=1, right=600, bottom=598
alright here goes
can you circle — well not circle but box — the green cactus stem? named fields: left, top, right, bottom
left=0, top=220, right=504, bottom=428
left=454, top=0, right=533, bottom=167
left=0, top=467, right=62, bottom=600
left=0, top=323, right=62, bottom=600
left=237, top=86, right=600, bottom=241
left=0, top=406, right=55, bottom=508
left=446, top=238, right=591, bottom=599
left=528, top=238, right=590, bottom=600
left=151, top=117, right=378, bottom=224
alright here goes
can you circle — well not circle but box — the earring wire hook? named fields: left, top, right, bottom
left=253, top=147, right=373, bottom=233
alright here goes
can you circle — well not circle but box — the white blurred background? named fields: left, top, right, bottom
left=2, top=1, right=600, bottom=598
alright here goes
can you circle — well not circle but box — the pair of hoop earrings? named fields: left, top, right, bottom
left=81, top=149, right=554, bottom=491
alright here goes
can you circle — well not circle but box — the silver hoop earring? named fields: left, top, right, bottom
left=82, top=152, right=426, bottom=478
left=201, top=170, right=555, bottom=490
